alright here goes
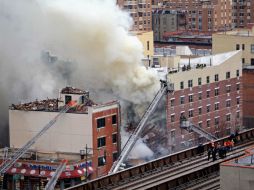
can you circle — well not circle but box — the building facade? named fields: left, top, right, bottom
left=152, top=0, right=232, bottom=32
left=9, top=87, right=121, bottom=180
left=152, top=10, right=186, bottom=41
left=232, top=0, right=254, bottom=28
left=213, top=27, right=254, bottom=127
left=117, top=0, right=152, bottom=31
left=164, top=51, right=242, bottom=151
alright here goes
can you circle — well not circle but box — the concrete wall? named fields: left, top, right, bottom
left=9, top=109, right=93, bottom=153
left=221, top=165, right=254, bottom=190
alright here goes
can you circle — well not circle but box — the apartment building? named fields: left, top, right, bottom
left=152, top=0, right=232, bottom=32
left=232, top=0, right=254, bottom=28
left=9, top=87, right=120, bottom=179
left=117, top=0, right=152, bottom=31
left=162, top=51, right=242, bottom=150
left=152, top=10, right=186, bottom=41
left=213, top=26, right=254, bottom=128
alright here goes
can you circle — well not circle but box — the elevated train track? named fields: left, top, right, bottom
left=67, top=128, right=254, bottom=190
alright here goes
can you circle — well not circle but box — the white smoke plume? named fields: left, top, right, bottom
left=0, top=0, right=160, bottom=146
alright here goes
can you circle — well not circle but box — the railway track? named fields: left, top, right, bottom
left=67, top=129, right=254, bottom=190
left=107, top=140, right=254, bottom=190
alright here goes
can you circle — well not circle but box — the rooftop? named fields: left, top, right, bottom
left=61, top=86, right=89, bottom=95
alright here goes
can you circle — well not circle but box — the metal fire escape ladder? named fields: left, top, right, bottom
left=0, top=102, right=76, bottom=175
left=109, top=82, right=174, bottom=174
left=45, top=160, right=67, bottom=190
left=181, top=120, right=217, bottom=141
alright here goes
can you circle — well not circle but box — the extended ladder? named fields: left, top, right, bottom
left=109, top=81, right=174, bottom=174
left=0, top=101, right=76, bottom=175
left=181, top=120, right=217, bottom=141
left=45, top=160, right=67, bottom=190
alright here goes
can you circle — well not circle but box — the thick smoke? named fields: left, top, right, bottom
left=0, top=0, right=160, bottom=147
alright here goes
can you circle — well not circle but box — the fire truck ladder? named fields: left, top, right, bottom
left=0, top=101, right=76, bottom=176
left=45, top=160, right=68, bottom=190
left=109, top=81, right=174, bottom=174
left=180, top=120, right=217, bottom=141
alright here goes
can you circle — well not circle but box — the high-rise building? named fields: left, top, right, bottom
left=232, top=0, right=254, bottom=28
left=117, top=0, right=152, bottom=31
left=152, top=0, right=232, bottom=32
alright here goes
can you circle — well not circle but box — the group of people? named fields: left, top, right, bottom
left=207, top=138, right=236, bottom=161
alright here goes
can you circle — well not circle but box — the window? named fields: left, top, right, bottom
left=236, top=70, right=240, bottom=77
left=198, top=77, right=202, bottom=85
left=198, top=92, right=202, bottom=100
left=237, top=97, right=240, bottom=104
left=97, top=137, right=106, bottom=148
left=198, top=107, right=202, bottom=115
left=215, top=102, right=219, bottom=111
left=207, top=105, right=210, bottom=113
left=189, top=95, right=193, bottom=102
left=251, top=59, right=254, bottom=65
left=112, top=115, right=117, bottom=125
left=251, top=44, right=254, bottom=53
left=170, top=99, right=175, bottom=107
left=226, top=114, right=231, bottom=121
left=236, top=44, right=240, bottom=50
left=188, top=80, right=193, bottom=88
left=97, top=118, right=106, bottom=128
left=226, top=100, right=231, bottom=107
left=242, top=44, right=245, bottom=50
left=206, top=76, right=210, bottom=84
left=215, top=74, right=219, bottom=82
left=81, top=96, right=85, bottom=104
left=113, top=152, right=118, bottom=162
left=147, top=41, right=149, bottom=51
left=236, top=111, right=240, bottom=119
left=215, top=117, right=219, bottom=125
left=180, top=96, right=185, bottom=104
left=236, top=83, right=240, bottom=91
left=171, top=130, right=176, bottom=143
left=65, top=95, right=72, bottom=105
left=206, top=90, right=210, bottom=98
left=207, top=119, right=211, bottom=128
left=215, top=88, right=219, bottom=96
left=180, top=81, right=184, bottom=89
left=189, top=110, right=193, bottom=118
left=98, top=156, right=106, bottom=166
left=226, top=72, right=230, bottom=79
left=242, top=58, right=245, bottom=64
left=112, top=134, right=117, bottom=144
left=226, top=85, right=231, bottom=93
left=171, top=114, right=175, bottom=122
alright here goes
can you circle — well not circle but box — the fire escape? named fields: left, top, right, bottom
left=180, top=116, right=217, bottom=141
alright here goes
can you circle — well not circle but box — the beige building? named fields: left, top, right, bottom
left=212, top=26, right=254, bottom=66
left=117, top=0, right=152, bottom=31
left=134, top=30, right=154, bottom=58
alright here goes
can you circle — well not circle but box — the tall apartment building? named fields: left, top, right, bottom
left=154, top=51, right=242, bottom=151
left=152, top=10, right=186, bottom=41
left=117, top=0, right=152, bottom=31
left=152, top=0, right=232, bottom=32
left=213, top=26, right=254, bottom=128
left=232, top=0, right=254, bottom=28
left=9, top=87, right=120, bottom=180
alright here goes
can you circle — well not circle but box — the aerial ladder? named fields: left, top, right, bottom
left=109, top=80, right=174, bottom=174
left=0, top=101, right=77, bottom=177
left=45, top=160, right=68, bottom=190
left=180, top=118, right=217, bottom=141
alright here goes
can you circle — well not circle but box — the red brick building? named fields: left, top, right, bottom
left=5, top=87, right=121, bottom=189
left=164, top=51, right=242, bottom=150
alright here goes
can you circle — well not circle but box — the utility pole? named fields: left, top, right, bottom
left=85, top=144, right=88, bottom=182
